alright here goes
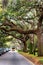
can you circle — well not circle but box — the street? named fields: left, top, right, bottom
left=0, top=51, right=35, bottom=65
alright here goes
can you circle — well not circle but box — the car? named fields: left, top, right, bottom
left=0, top=48, right=4, bottom=56
left=6, top=48, right=9, bottom=52
left=0, top=48, right=2, bottom=55
left=3, top=48, right=7, bottom=53
left=12, top=47, right=15, bottom=51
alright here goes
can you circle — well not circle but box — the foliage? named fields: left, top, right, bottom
left=0, top=0, right=43, bottom=56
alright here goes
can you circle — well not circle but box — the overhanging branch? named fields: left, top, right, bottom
left=0, top=26, right=37, bottom=34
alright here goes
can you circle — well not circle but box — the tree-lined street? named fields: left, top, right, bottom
left=0, top=0, right=43, bottom=65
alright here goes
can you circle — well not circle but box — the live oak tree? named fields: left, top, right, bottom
left=0, top=0, right=43, bottom=56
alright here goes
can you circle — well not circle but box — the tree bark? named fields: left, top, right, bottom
left=23, top=41, right=27, bottom=52
left=37, top=27, right=43, bottom=56
left=2, top=0, right=8, bottom=8
left=37, top=10, right=43, bottom=56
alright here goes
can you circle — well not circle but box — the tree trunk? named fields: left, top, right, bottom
left=2, top=0, right=8, bottom=8
left=37, top=28, right=43, bottom=56
left=23, top=42, right=27, bottom=52
left=37, top=12, right=43, bottom=56
left=29, top=42, right=33, bottom=54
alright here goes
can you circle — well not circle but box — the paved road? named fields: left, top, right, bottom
left=0, top=51, right=35, bottom=65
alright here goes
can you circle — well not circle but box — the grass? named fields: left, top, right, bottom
left=39, top=57, right=43, bottom=64
left=18, top=51, right=43, bottom=65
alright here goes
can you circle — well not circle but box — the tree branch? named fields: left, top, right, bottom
left=0, top=26, right=37, bottom=34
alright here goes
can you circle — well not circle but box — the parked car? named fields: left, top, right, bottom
left=3, top=48, right=7, bottom=53
left=0, top=48, right=4, bottom=56
left=0, top=47, right=10, bottom=56
left=6, top=48, right=9, bottom=52
left=0, top=48, right=2, bottom=55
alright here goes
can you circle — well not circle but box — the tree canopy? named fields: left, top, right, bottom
left=0, top=0, right=43, bottom=56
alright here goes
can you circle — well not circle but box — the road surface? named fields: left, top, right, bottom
left=0, top=51, right=35, bottom=65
